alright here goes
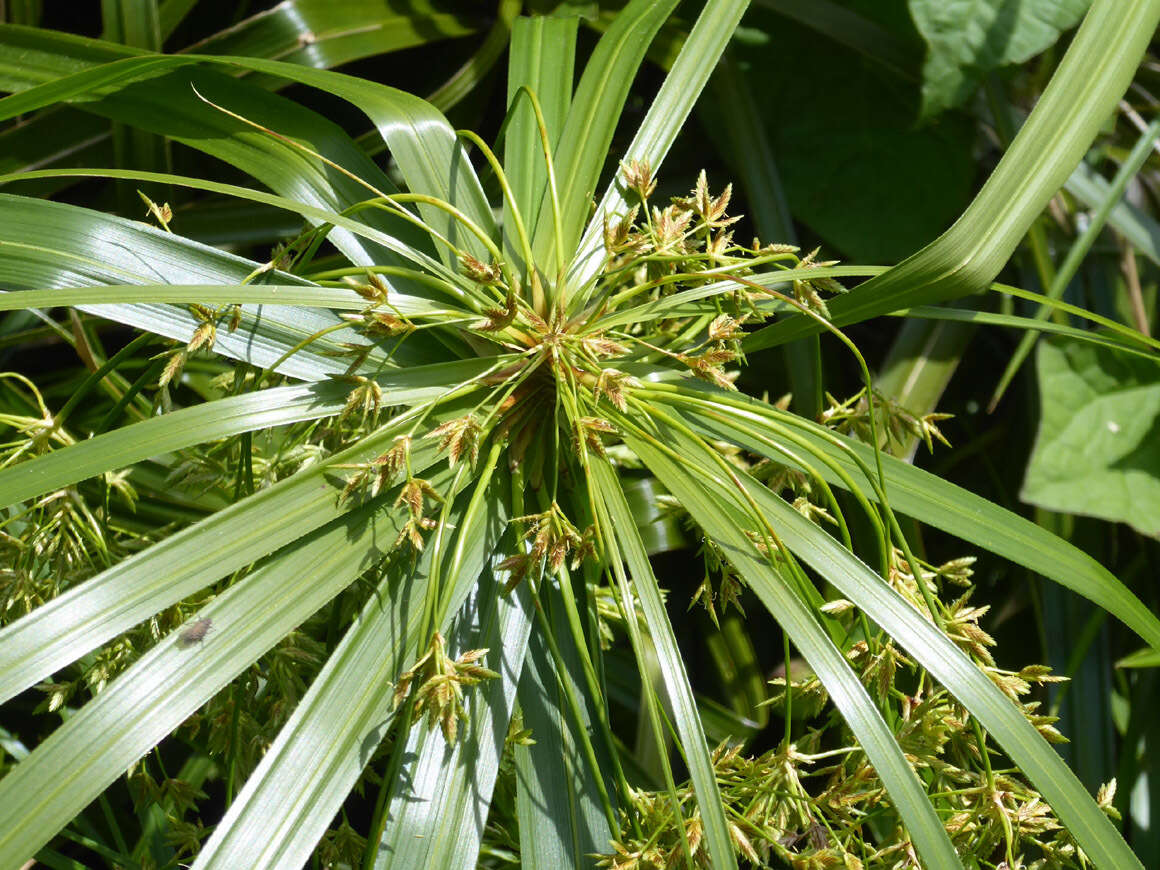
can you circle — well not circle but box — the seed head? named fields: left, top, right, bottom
left=460, top=253, right=503, bottom=285
left=620, top=159, right=657, bottom=199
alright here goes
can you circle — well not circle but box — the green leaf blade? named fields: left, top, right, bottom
left=625, top=422, right=962, bottom=870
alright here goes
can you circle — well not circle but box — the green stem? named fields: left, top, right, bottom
left=553, top=557, right=638, bottom=819
left=361, top=704, right=413, bottom=870
left=56, top=332, right=155, bottom=428
left=225, top=679, right=245, bottom=804
left=94, top=356, right=166, bottom=434
left=98, top=793, right=130, bottom=856
left=782, top=632, right=793, bottom=749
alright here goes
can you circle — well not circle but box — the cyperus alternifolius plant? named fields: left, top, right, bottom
left=0, top=1, right=1159, bottom=868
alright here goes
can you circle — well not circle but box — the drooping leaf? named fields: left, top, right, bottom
left=621, top=422, right=962, bottom=870
left=661, top=381, right=1160, bottom=651
left=744, top=0, right=1160, bottom=351
left=187, top=0, right=479, bottom=72
left=0, top=193, right=404, bottom=379
left=634, top=407, right=1142, bottom=870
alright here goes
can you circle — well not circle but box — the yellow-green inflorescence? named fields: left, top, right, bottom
left=325, top=165, right=844, bottom=744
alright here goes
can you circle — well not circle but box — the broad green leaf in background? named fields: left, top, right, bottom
left=1022, top=337, right=1160, bottom=537
left=755, top=0, right=921, bottom=80
left=909, top=0, right=1090, bottom=118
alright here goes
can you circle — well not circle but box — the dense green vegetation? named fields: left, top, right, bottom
left=1, top=2, right=1159, bottom=868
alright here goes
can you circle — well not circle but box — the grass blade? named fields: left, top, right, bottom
left=529, top=0, right=678, bottom=277
left=625, top=423, right=961, bottom=869
left=593, top=459, right=739, bottom=870
left=0, top=491, right=418, bottom=868
left=567, top=0, right=750, bottom=297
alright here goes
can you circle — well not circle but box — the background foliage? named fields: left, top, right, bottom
left=1, top=1, right=1159, bottom=868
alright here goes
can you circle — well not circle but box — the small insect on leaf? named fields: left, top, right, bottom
left=177, top=617, right=214, bottom=648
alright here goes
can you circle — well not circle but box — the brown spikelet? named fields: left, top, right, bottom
left=428, top=415, right=482, bottom=466
left=394, top=477, right=440, bottom=519
left=339, top=467, right=370, bottom=504
left=351, top=310, right=411, bottom=337
left=338, top=376, right=382, bottom=424
left=396, top=478, right=424, bottom=517
left=159, top=349, right=188, bottom=388
left=187, top=321, right=216, bottom=353
left=392, top=633, right=499, bottom=744
left=593, top=368, right=635, bottom=411
left=651, top=204, right=692, bottom=253
left=621, top=159, right=656, bottom=199
left=581, top=336, right=628, bottom=359
left=575, top=417, right=616, bottom=457
left=680, top=347, right=739, bottom=390
left=475, top=290, right=518, bottom=332
left=752, top=238, right=799, bottom=254
left=708, top=314, right=740, bottom=341
left=497, top=553, right=533, bottom=590
left=372, top=436, right=411, bottom=482
left=344, top=270, right=390, bottom=302
left=603, top=205, right=639, bottom=251
left=393, top=516, right=436, bottom=553
left=460, top=253, right=503, bottom=284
